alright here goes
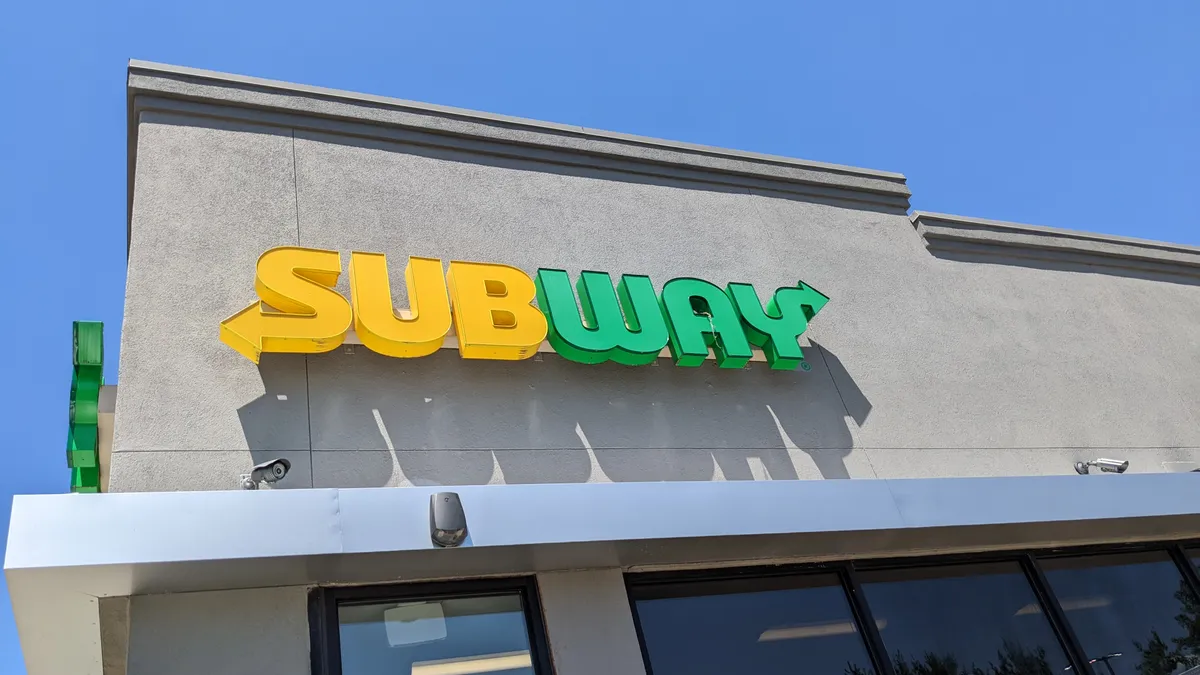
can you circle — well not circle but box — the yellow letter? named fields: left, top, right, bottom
left=349, top=253, right=452, bottom=358
left=219, top=247, right=352, bottom=364
left=446, top=261, right=548, bottom=360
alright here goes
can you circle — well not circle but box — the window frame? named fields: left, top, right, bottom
left=625, top=541, right=1200, bottom=675
left=627, top=563, right=891, bottom=675
left=309, top=577, right=554, bottom=675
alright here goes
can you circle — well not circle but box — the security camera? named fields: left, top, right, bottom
left=240, top=458, right=291, bottom=489
left=1074, top=458, right=1129, bottom=475
left=430, top=492, right=468, bottom=548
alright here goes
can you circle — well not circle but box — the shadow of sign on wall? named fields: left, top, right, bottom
left=236, top=339, right=870, bottom=488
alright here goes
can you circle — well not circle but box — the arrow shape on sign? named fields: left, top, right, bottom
left=219, top=247, right=353, bottom=364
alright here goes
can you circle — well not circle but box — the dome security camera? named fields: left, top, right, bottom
left=240, top=458, right=292, bottom=489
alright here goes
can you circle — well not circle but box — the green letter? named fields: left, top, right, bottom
left=535, top=269, right=669, bottom=365
left=659, top=277, right=752, bottom=368
left=726, top=281, right=829, bottom=370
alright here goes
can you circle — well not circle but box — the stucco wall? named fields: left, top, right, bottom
left=110, top=70, right=1200, bottom=493
left=125, top=587, right=310, bottom=675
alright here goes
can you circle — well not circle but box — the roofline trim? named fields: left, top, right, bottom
left=912, top=210, right=1200, bottom=279
left=913, top=211, right=1200, bottom=255
left=128, top=59, right=907, bottom=182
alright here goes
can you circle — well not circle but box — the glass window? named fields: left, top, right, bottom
left=1040, top=552, right=1200, bottom=675
left=632, top=573, right=878, bottom=675
left=860, top=562, right=1072, bottom=675
left=338, top=593, right=538, bottom=675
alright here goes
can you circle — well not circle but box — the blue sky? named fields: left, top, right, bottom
left=0, top=1, right=1197, bottom=671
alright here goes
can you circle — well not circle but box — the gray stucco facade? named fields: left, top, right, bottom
left=5, top=61, right=1200, bottom=675
left=112, top=63, right=1200, bottom=493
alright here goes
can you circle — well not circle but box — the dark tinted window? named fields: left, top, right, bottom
left=338, top=594, right=537, bottom=675
left=1041, top=552, right=1200, bottom=675
left=633, top=573, right=877, bottom=675
left=861, top=562, right=1071, bottom=675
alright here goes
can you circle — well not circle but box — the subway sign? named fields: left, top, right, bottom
left=220, top=247, right=828, bottom=371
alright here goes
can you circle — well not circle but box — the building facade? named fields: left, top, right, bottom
left=5, top=61, right=1200, bottom=675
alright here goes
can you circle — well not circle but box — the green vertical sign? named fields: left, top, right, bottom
left=67, top=321, right=103, bottom=493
